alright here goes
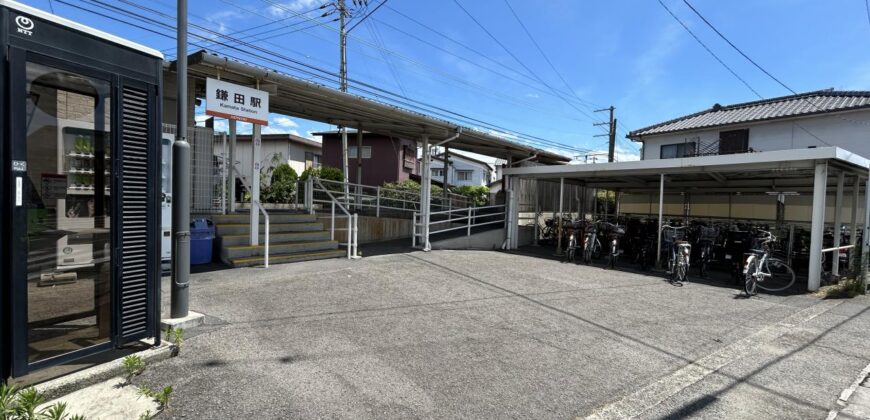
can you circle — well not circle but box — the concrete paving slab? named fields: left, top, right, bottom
left=38, top=377, right=160, bottom=420
left=141, top=250, right=870, bottom=419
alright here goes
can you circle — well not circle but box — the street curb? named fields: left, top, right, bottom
left=826, top=361, right=870, bottom=420
left=34, top=341, right=174, bottom=402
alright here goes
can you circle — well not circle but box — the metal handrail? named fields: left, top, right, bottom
left=232, top=167, right=270, bottom=268
left=413, top=204, right=506, bottom=247
left=313, top=177, right=358, bottom=259
left=312, top=178, right=473, bottom=217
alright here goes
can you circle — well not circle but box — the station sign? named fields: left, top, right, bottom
left=205, top=78, right=269, bottom=126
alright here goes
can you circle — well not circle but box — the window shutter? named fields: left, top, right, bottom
left=117, top=85, right=155, bottom=342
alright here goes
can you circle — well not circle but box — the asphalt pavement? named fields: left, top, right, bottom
left=143, top=249, right=870, bottom=419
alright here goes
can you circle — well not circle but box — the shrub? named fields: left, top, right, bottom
left=301, top=166, right=345, bottom=193
left=451, top=185, right=490, bottom=207
left=263, top=163, right=298, bottom=204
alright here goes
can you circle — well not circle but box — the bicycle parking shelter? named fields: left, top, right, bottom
left=0, top=0, right=163, bottom=379
left=501, top=147, right=870, bottom=291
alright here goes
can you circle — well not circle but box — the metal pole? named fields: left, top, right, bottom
left=221, top=133, right=227, bottom=215
left=250, top=98, right=261, bottom=247
left=556, top=177, right=564, bottom=256
left=862, top=172, right=870, bottom=291
left=533, top=182, right=540, bottom=246
left=421, top=135, right=431, bottom=250
left=356, top=127, right=363, bottom=209
left=615, top=190, right=621, bottom=221
left=656, top=174, right=664, bottom=268
left=228, top=120, right=236, bottom=213
left=170, top=0, right=190, bottom=319
left=808, top=162, right=828, bottom=291
left=850, top=177, right=861, bottom=273
left=833, top=172, right=845, bottom=277
left=376, top=186, right=381, bottom=217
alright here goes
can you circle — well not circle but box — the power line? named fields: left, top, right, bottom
left=450, top=0, right=602, bottom=124
left=72, top=0, right=592, bottom=154
left=866, top=0, right=870, bottom=29
left=366, top=20, right=408, bottom=97
left=656, top=0, right=762, bottom=99
left=202, top=0, right=603, bottom=127
left=679, top=0, right=870, bottom=132
left=347, top=0, right=387, bottom=32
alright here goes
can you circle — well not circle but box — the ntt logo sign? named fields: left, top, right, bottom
left=15, top=15, right=34, bottom=36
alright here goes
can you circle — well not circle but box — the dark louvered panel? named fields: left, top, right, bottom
left=120, top=86, right=152, bottom=339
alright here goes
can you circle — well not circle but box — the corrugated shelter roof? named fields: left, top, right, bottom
left=628, top=90, right=870, bottom=138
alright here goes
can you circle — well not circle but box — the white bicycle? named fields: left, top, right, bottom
left=743, top=230, right=796, bottom=295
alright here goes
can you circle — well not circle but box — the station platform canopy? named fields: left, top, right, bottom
left=172, top=50, right=571, bottom=165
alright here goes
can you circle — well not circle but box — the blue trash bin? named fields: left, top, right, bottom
left=190, top=219, right=215, bottom=265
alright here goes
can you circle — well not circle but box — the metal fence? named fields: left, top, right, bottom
left=162, top=124, right=227, bottom=214
left=309, top=178, right=472, bottom=219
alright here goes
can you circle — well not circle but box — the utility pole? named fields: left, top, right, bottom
left=171, top=0, right=190, bottom=318
left=338, top=0, right=350, bottom=204
left=594, top=106, right=616, bottom=162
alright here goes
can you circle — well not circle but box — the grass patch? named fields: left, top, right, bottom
left=817, top=278, right=867, bottom=299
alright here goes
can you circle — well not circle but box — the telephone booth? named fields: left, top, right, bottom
left=1, top=0, right=162, bottom=378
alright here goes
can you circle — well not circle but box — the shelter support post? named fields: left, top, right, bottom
left=356, top=127, right=363, bottom=209
left=656, top=174, right=664, bottom=268
left=833, top=172, right=846, bottom=277
left=808, top=162, right=828, bottom=291
left=443, top=145, right=450, bottom=206
left=420, top=135, right=431, bottom=251
left=341, top=127, right=349, bottom=208
left=533, top=180, right=540, bottom=246
left=250, top=123, right=261, bottom=246
left=850, top=177, right=861, bottom=273
left=228, top=120, right=236, bottom=213
left=556, top=177, right=564, bottom=256
left=863, top=170, right=870, bottom=290
left=615, top=190, right=621, bottom=221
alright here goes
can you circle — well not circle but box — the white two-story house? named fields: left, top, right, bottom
left=629, top=89, right=870, bottom=160
left=428, top=152, right=494, bottom=188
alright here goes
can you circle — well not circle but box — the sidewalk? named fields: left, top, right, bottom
left=829, top=362, right=870, bottom=419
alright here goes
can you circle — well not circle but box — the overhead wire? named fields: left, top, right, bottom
left=680, top=0, right=870, bottom=129
left=66, top=0, right=593, bottom=154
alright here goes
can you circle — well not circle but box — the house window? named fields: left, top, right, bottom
left=348, top=146, right=372, bottom=159
left=305, top=152, right=321, bottom=169
left=719, top=129, right=749, bottom=155
left=456, top=170, right=473, bottom=181
left=660, top=142, right=696, bottom=159
left=431, top=168, right=444, bottom=177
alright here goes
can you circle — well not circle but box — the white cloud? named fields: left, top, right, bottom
left=525, top=93, right=541, bottom=99
left=272, top=116, right=299, bottom=128
left=267, top=0, right=323, bottom=17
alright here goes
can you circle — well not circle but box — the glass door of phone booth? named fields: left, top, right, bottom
left=10, top=50, right=115, bottom=374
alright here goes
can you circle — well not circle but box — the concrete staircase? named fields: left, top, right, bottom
left=209, top=213, right=345, bottom=267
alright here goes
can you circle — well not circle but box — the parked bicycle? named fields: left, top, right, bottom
left=662, top=225, right=691, bottom=285
left=564, top=220, right=579, bottom=263
left=582, top=221, right=602, bottom=264
left=743, top=230, right=796, bottom=295
left=695, top=225, right=718, bottom=277
left=600, top=221, right=625, bottom=269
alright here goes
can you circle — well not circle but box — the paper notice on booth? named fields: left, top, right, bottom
left=205, top=78, right=269, bottom=126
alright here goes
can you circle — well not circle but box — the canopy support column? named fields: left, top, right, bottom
left=833, top=172, right=846, bottom=277
left=420, top=135, right=431, bottom=251
left=556, top=177, right=564, bottom=256
left=228, top=120, right=236, bottom=213
left=808, top=162, right=828, bottom=291
left=533, top=180, right=540, bottom=246
left=250, top=122, right=261, bottom=246
left=850, top=177, right=861, bottom=273
left=656, top=174, right=664, bottom=268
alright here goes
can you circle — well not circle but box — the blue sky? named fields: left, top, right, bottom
left=24, top=0, right=870, bottom=162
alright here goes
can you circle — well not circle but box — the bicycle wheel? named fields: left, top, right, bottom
left=566, top=237, right=576, bottom=262
left=678, top=263, right=687, bottom=284
left=583, top=241, right=592, bottom=264
left=609, top=241, right=617, bottom=269
left=698, top=247, right=708, bottom=277
left=757, top=258, right=795, bottom=292
left=744, top=256, right=758, bottom=296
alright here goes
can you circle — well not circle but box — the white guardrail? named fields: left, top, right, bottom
left=412, top=204, right=506, bottom=248
left=313, top=178, right=359, bottom=259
